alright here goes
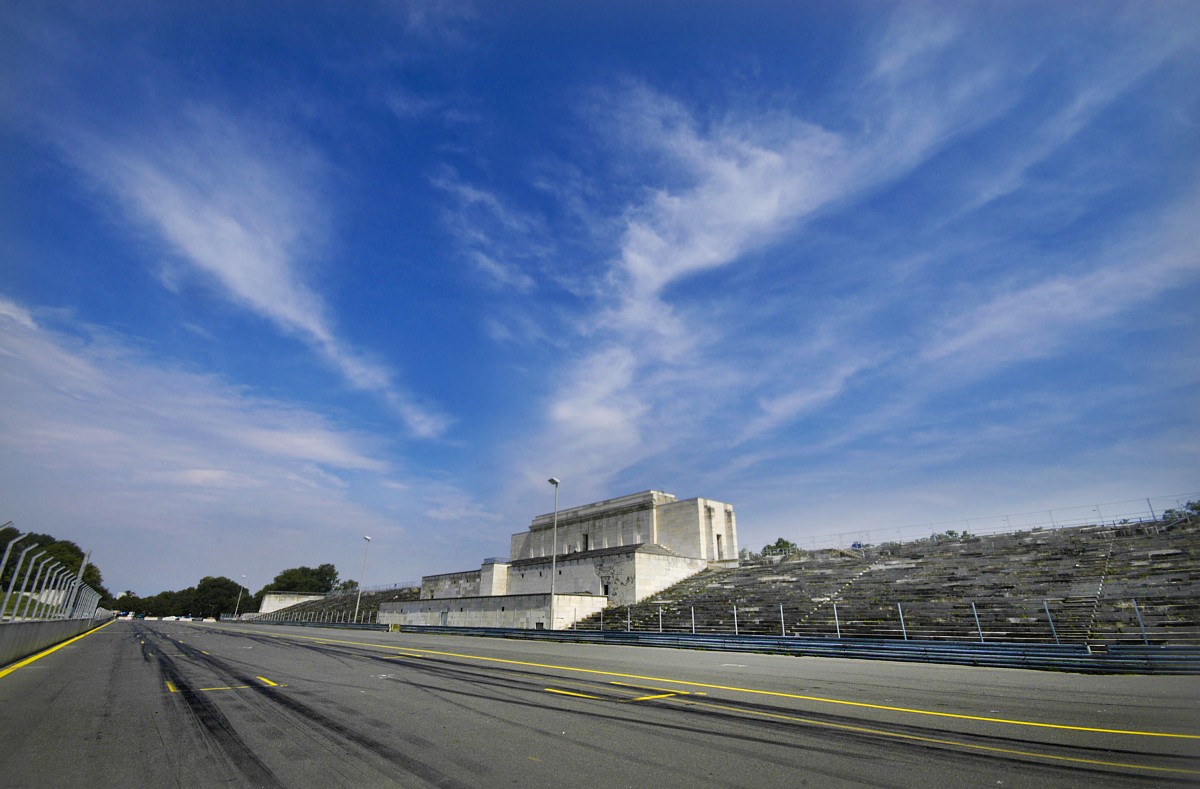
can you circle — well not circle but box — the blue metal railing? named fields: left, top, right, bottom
left=236, top=619, right=1200, bottom=674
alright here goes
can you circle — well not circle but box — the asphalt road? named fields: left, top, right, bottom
left=0, top=620, right=1196, bottom=788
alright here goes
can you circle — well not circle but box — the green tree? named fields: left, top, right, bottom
left=253, top=563, right=339, bottom=609
left=762, top=537, right=799, bottom=556
left=0, top=529, right=112, bottom=603
left=194, top=576, right=245, bottom=618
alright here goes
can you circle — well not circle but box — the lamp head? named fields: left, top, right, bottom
left=548, top=477, right=559, bottom=486
left=364, top=535, right=371, bottom=542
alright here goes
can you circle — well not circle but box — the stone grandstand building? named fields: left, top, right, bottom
left=380, top=490, right=737, bottom=629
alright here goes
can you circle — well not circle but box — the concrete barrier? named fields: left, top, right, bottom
left=0, top=618, right=109, bottom=668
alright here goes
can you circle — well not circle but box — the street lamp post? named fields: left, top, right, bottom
left=354, top=536, right=371, bottom=623
left=233, top=575, right=246, bottom=619
left=548, top=478, right=559, bottom=630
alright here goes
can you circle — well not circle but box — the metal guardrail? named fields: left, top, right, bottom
left=1, top=535, right=103, bottom=622
left=238, top=618, right=1200, bottom=674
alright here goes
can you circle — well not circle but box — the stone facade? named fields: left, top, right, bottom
left=420, top=569, right=481, bottom=600
left=393, top=489, right=737, bottom=629
left=380, top=593, right=607, bottom=630
left=258, top=592, right=325, bottom=613
left=510, top=490, right=738, bottom=562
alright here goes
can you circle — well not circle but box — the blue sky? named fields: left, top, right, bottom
left=2, top=2, right=1197, bottom=597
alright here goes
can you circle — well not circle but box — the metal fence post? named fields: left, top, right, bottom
left=780, top=603, right=786, bottom=636
left=733, top=604, right=739, bottom=636
left=2, top=545, right=37, bottom=621
left=56, top=580, right=75, bottom=619
left=41, top=569, right=61, bottom=619
left=20, top=555, right=52, bottom=619
left=1044, top=600, right=1060, bottom=645
left=1131, top=598, right=1149, bottom=646
left=626, top=606, right=631, bottom=632
left=691, top=606, right=695, bottom=634
left=658, top=606, right=663, bottom=633
left=833, top=602, right=841, bottom=639
left=971, top=602, right=984, bottom=642
left=37, top=568, right=64, bottom=619
left=897, top=603, right=908, bottom=640
left=600, top=609, right=604, bottom=631
left=0, top=532, right=24, bottom=590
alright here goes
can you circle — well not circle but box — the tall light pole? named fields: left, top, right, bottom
left=354, top=536, right=371, bottom=623
left=233, top=574, right=246, bottom=619
left=548, top=478, right=559, bottom=630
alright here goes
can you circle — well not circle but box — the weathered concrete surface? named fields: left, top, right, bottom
left=380, top=592, right=607, bottom=629
left=0, top=618, right=107, bottom=667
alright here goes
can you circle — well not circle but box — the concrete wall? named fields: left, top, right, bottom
left=504, top=547, right=709, bottom=606
left=380, top=593, right=607, bottom=630
left=506, top=551, right=635, bottom=601
left=259, top=592, right=326, bottom=613
left=420, top=570, right=481, bottom=600
left=633, top=552, right=710, bottom=600
left=479, top=561, right=509, bottom=596
left=657, top=498, right=738, bottom=561
left=512, top=490, right=673, bottom=560
left=512, top=491, right=737, bottom=563
left=0, top=618, right=109, bottom=668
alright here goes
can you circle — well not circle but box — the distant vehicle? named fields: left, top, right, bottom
left=133, top=613, right=145, bottom=619
left=162, top=616, right=178, bottom=621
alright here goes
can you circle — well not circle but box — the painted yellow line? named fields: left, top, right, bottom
left=252, top=630, right=1198, bottom=740
left=546, top=688, right=602, bottom=700
left=611, top=681, right=691, bottom=695
left=165, top=681, right=178, bottom=693
left=0, top=619, right=117, bottom=679
left=631, top=693, right=676, bottom=702
left=670, top=696, right=1200, bottom=777
left=198, top=685, right=249, bottom=692
left=256, top=676, right=279, bottom=687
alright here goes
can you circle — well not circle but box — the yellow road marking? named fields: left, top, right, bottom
left=611, top=681, right=692, bottom=696
left=256, top=676, right=279, bottom=687
left=669, top=696, right=1200, bottom=777
left=546, top=688, right=602, bottom=699
left=630, top=693, right=676, bottom=702
left=235, top=629, right=1198, bottom=740
left=198, top=685, right=249, bottom=692
left=165, top=681, right=177, bottom=693
left=0, top=619, right=117, bottom=679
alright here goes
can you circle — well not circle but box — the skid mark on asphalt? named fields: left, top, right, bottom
left=135, top=627, right=283, bottom=788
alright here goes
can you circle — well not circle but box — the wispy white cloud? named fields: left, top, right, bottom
left=921, top=189, right=1200, bottom=372
left=433, top=169, right=549, bottom=293
left=509, top=7, right=1200, bottom=508
left=56, top=106, right=448, bottom=438
left=0, top=301, right=388, bottom=480
left=0, top=296, right=492, bottom=591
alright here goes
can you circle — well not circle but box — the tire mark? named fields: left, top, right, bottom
left=137, top=627, right=284, bottom=788
left=162, top=632, right=472, bottom=789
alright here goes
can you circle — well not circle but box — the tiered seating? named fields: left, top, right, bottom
left=253, top=586, right=419, bottom=622
left=576, top=513, right=1200, bottom=645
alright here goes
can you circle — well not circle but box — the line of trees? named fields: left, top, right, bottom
left=111, top=563, right=350, bottom=618
left=0, top=524, right=112, bottom=605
